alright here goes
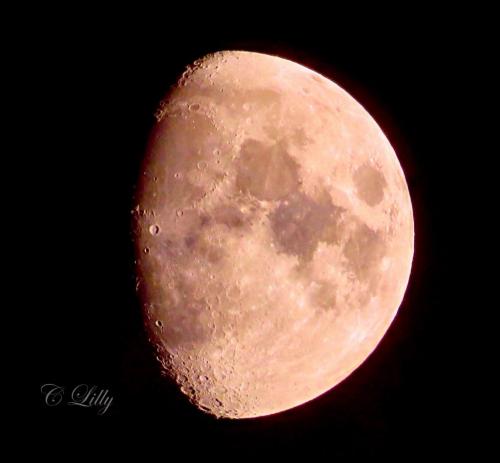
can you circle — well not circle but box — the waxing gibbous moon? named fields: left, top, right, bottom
left=132, top=51, right=414, bottom=419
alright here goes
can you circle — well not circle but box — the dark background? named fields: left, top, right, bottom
left=32, top=13, right=477, bottom=456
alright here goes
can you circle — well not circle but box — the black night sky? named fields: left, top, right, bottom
left=32, top=10, right=480, bottom=457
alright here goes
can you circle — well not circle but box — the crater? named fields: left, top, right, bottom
left=176, top=86, right=281, bottom=113
left=235, top=139, right=300, bottom=201
left=149, top=111, right=221, bottom=209
left=353, top=164, right=387, bottom=206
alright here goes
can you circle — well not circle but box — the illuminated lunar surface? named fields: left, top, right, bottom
left=133, top=51, right=414, bottom=419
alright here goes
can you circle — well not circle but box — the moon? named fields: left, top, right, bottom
left=133, top=51, right=414, bottom=419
